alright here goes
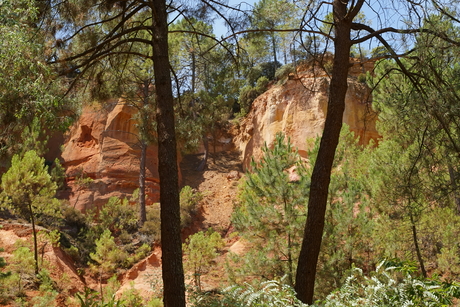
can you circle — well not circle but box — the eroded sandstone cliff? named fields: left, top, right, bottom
left=234, top=62, right=380, bottom=170
left=60, top=99, right=161, bottom=212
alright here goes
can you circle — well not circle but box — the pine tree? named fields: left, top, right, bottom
left=0, top=150, right=61, bottom=275
left=89, top=229, right=128, bottom=279
left=183, top=229, right=224, bottom=291
left=232, top=133, right=309, bottom=286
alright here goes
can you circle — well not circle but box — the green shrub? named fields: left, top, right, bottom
left=50, top=158, right=66, bottom=191
left=62, top=205, right=87, bottom=231
left=357, top=73, right=367, bottom=83
left=183, top=229, right=224, bottom=291
left=237, top=76, right=269, bottom=116
left=30, top=279, right=58, bottom=307
left=99, top=197, right=138, bottom=235
left=238, top=85, right=259, bottom=116
left=89, top=229, right=128, bottom=278
left=188, top=289, right=242, bottom=307
left=145, top=298, right=163, bottom=307
left=275, top=64, right=294, bottom=81
left=180, top=186, right=202, bottom=228
left=119, top=283, right=144, bottom=307
left=189, top=278, right=306, bottom=307
left=6, top=245, right=35, bottom=297
left=140, top=204, right=161, bottom=242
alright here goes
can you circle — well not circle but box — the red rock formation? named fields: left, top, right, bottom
left=234, top=61, right=380, bottom=170
left=61, top=99, right=163, bottom=212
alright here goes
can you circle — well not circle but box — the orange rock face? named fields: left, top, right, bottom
left=234, top=62, right=380, bottom=170
left=61, top=100, right=162, bottom=212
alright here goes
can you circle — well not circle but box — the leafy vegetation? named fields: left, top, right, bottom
left=0, top=150, right=62, bottom=275
left=230, top=133, right=309, bottom=285
left=183, top=229, right=224, bottom=291
left=317, top=261, right=460, bottom=307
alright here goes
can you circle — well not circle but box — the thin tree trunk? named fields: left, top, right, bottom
left=139, top=140, right=147, bottom=225
left=138, top=80, right=150, bottom=226
left=448, top=164, right=460, bottom=214
left=409, top=212, right=427, bottom=278
left=295, top=1, right=353, bottom=303
left=196, top=137, right=209, bottom=171
left=191, top=51, right=196, bottom=94
left=151, top=1, right=186, bottom=306
left=212, top=128, right=217, bottom=162
left=287, top=232, right=293, bottom=286
left=271, top=33, right=278, bottom=67
left=29, top=203, right=39, bottom=275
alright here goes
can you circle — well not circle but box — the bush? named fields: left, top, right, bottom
left=5, top=245, right=35, bottom=297
left=188, top=289, right=242, bottom=307
left=183, top=229, right=224, bottom=291
left=50, top=158, right=66, bottom=191
left=238, top=76, right=270, bottom=116
left=357, top=73, right=367, bottom=83
left=317, top=261, right=460, bottom=307
left=140, top=204, right=161, bottom=242
left=238, top=85, right=259, bottom=115
left=99, top=197, right=138, bottom=235
left=180, top=186, right=202, bottom=228
left=139, top=187, right=202, bottom=243
left=275, top=64, right=295, bottom=81
left=89, top=229, right=129, bottom=278
left=189, top=278, right=306, bottom=307
left=62, top=205, right=87, bottom=234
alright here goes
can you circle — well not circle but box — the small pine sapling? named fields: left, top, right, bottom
left=183, top=229, right=224, bottom=291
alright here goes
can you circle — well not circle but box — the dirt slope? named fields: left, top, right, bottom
left=181, top=151, right=243, bottom=235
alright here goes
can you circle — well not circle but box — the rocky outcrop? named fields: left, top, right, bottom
left=234, top=62, right=380, bottom=170
left=116, top=247, right=162, bottom=300
left=60, top=100, right=162, bottom=212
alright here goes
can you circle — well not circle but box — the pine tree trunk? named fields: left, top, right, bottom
left=271, top=33, right=278, bottom=67
left=151, top=1, right=186, bottom=306
left=196, top=137, right=209, bottom=171
left=448, top=164, right=460, bottom=214
left=191, top=51, right=196, bottom=94
left=29, top=202, right=39, bottom=275
left=294, top=1, right=352, bottom=303
left=138, top=80, right=150, bottom=226
left=410, top=211, right=427, bottom=278
left=139, top=140, right=147, bottom=226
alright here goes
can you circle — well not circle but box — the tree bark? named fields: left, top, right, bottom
left=294, top=0, right=353, bottom=304
left=151, top=1, right=186, bottom=306
left=138, top=79, right=150, bottom=226
left=448, top=164, right=460, bottom=215
left=139, top=139, right=147, bottom=225
left=196, top=137, right=209, bottom=171
left=29, top=202, right=39, bottom=275
left=409, top=211, right=427, bottom=278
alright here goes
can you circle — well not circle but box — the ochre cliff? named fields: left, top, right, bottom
left=60, top=99, right=162, bottom=212
left=234, top=62, right=380, bottom=170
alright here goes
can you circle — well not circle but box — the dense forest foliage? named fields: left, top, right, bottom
left=1, top=0, right=460, bottom=306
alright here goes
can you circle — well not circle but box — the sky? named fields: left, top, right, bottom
left=212, top=0, right=257, bottom=38
left=211, top=0, right=385, bottom=37
left=211, top=1, right=409, bottom=53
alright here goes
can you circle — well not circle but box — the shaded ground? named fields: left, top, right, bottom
left=179, top=150, right=245, bottom=291
left=180, top=150, right=243, bottom=235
